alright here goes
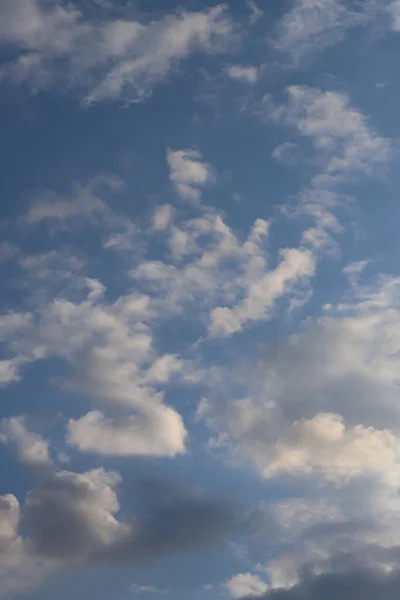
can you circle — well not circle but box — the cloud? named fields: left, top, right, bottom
left=25, top=468, right=127, bottom=559
left=99, top=479, right=237, bottom=563
left=263, top=86, right=390, bottom=251
left=222, top=573, right=269, bottom=598
left=226, top=65, right=258, bottom=84
left=136, top=204, right=313, bottom=336
left=0, top=494, right=22, bottom=557
left=388, top=0, right=400, bottom=29
left=0, top=276, right=188, bottom=458
left=264, top=412, right=400, bottom=481
left=0, top=1, right=236, bottom=104
left=247, top=0, right=263, bottom=25
left=130, top=584, right=166, bottom=594
left=0, top=416, right=52, bottom=469
left=24, top=175, right=123, bottom=225
left=14, top=471, right=237, bottom=564
left=209, top=248, right=315, bottom=337
left=244, top=566, right=400, bottom=600
left=200, top=275, right=400, bottom=478
left=67, top=406, right=186, bottom=457
left=0, top=358, right=24, bottom=385
left=151, top=204, right=175, bottom=231
left=266, top=86, right=390, bottom=184
left=271, top=0, right=377, bottom=64
left=166, top=149, right=215, bottom=201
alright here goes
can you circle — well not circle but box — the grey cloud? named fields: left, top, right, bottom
left=22, top=471, right=238, bottom=563
left=248, top=566, right=400, bottom=600
left=96, top=478, right=238, bottom=562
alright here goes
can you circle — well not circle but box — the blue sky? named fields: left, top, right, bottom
left=2, top=1, right=400, bottom=599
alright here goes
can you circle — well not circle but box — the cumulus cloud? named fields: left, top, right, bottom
left=0, top=276, right=188, bottom=458
left=166, top=149, right=215, bottom=201
left=3, top=470, right=236, bottom=566
left=67, top=407, right=186, bottom=457
left=222, top=573, right=269, bottom=598
left=226, top=65, right=258, bottom=84
left=243, top=566, right=400, bottom=600
left=200, top=275, right=400, bottom=478
left=25, top=468, right=126, bottom=559
left=0, top=1, right=236, bottom=104
left=264, top=412, right=400, bottom=482
left=0, top=416, right=52, bottom=469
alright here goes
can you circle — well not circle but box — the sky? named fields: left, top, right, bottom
left=2, top=0, right=400, bottom=599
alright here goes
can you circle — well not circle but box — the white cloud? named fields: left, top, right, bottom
left=135, top=205, right=314, bottom=337
left=271, top=0, right=376, bottom=63
left=200, top=275, right=400, bottom=483
left=226, top=64, right=258, bottom=84
left=264, top=86, right=390, bottom=252
left=130, top=584, right=166, bottom=594
left=0, top=416, right=52, bottom=468
left=151, top=204, right=174, bottom=231
left=67, top=407, right=186, bottom=457
left=0, top=1, right=236, bottom=104
left=266, top=86, right=390, bottom=184
left=222, top=573, right=269, bottom=598
left=265, top=412, right=400, bottom=482
left=0, top=277, right=188, bottom=458
left=166, top=149, right=215, bottom=201
left=209, top=247, right=315, bottom=337
left=0, top=358, right=24, bottom=385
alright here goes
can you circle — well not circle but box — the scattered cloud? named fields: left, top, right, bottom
left=167, top=149, right=215, bottom=202
left=222, top=573, right=269, bottom=598
left=67, top=407, right=186, bottom=457
left=130, top=584, right=166, bottom=594
left=0, top=1, right=236, bottom=104
left=226, top=65, right=258, bottom=84
left=0, top=416, right=52, bottom=469
left=271, top=0, right=380, bottom=64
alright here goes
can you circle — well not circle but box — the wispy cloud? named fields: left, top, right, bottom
left=0, top=1, right=237, bottom=104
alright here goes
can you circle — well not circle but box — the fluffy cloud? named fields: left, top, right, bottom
left=222, top=573, right=269, bottom=598
left=0, top=1, right=235, bottom=103
left=0, top=495, right=21, bottom=557
left=0, top=276, right=188, bottom=458
left=166, top=149, right=215, bottom=201
left=67, top=406, right=186, bottom=457
left=226, top=65, right=258, bottom=84
left=245, top=567, right=400, bottom=600
left=25, top=468, right=126, bottom=559
left=266, top=86, right=390, bottom=184
left=9, top=470, right=237, bottom=565
left=264, top=412, right=400, bottom=481
left=1, top=416, right=52, bottom=468
left=200, top=275, right=400, bottom=478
